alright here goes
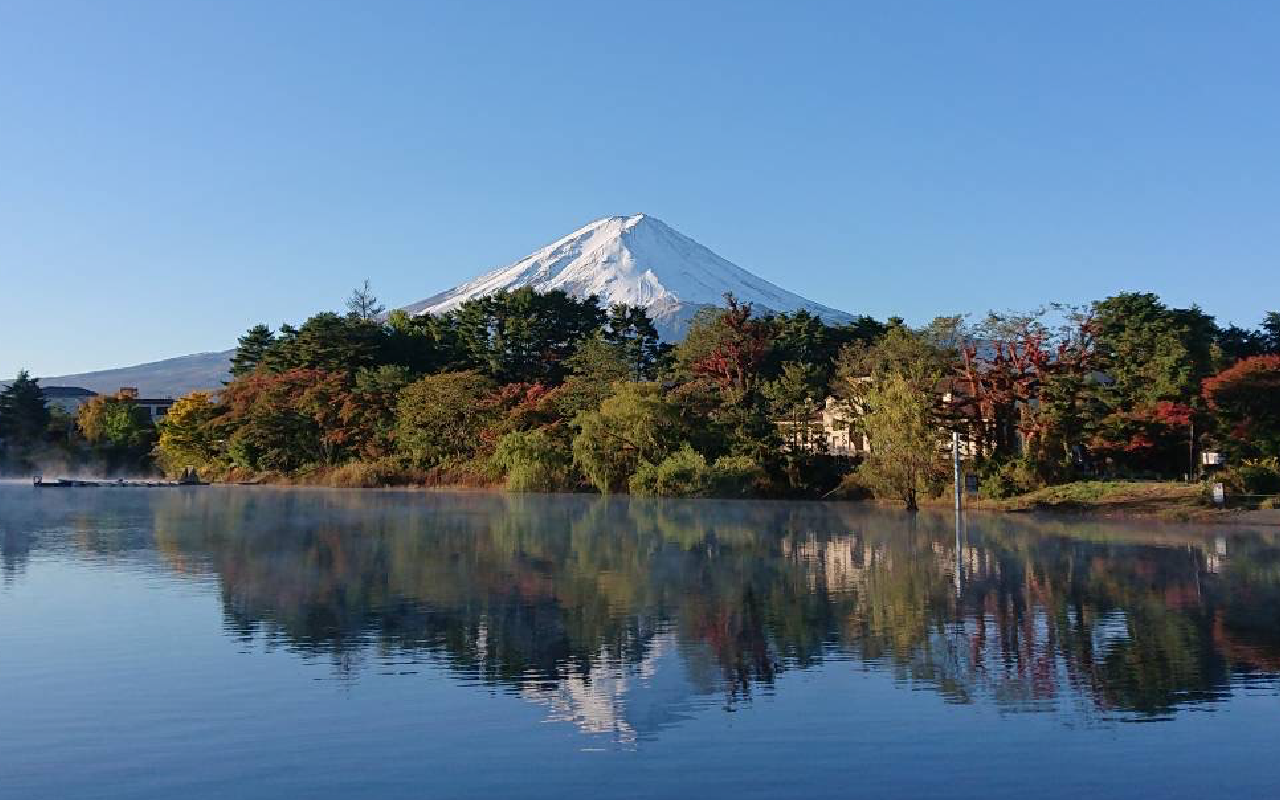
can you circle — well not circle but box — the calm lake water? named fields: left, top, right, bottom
left=2, top=485, right=1278, bottom=799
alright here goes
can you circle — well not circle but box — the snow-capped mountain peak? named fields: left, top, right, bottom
left=401, top=214, right=853, bottom=338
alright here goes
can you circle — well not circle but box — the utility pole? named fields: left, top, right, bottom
left=1189, top=414, right=1196, bottom=482
left=953, top=429, right=964, bottom=598
left=953, top=430, right=962, bottom=514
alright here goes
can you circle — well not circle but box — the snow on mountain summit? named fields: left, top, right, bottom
left=401, top=214, right=853, bottom=338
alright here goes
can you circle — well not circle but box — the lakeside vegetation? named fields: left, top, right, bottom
left=2, top=284, right=1279, bottom=510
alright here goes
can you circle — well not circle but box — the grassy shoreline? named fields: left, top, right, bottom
left=917, top=480, right=1280, bottom=524
left=213, top=472, right=1280, bottom=523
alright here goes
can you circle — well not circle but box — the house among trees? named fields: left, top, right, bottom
left=39, top=385, right=98, bottom=414
left=36, top=385, right=176, bottom=421
left=774, top=398, right=868, bottom=457
left=121, top=389, right=177, bottom=422
left=819, top=398, right=868, bottom=456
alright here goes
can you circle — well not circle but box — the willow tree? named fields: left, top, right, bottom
left=836, top=325, right=951, bottom=510
left=571, top=382, right=684, bottom=493
left=857, top=374, right=948, bottom=510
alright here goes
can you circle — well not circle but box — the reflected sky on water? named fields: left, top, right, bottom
left=2, top=485, right=1278, bottom=799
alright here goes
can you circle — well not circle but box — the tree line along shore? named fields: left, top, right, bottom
left=2, top=285, right=1278, bottom=513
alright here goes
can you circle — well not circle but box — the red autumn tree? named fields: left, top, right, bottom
left=1203, top=355, right=1280, bottom=458
left=691, top=296, right=774, bottom=399
left=218, top=369, right=354, bottom=471
left=949, top=309, right=1096, bottom=465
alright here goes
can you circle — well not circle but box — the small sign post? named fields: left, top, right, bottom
left=1212, top=483, right=1225, bottom=507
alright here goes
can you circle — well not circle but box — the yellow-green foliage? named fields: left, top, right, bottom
left=572, top=382, right=684, bottom=493
left=629, top=446, right=765, bottom=498
left=630, top=445, right=709, bottom=497
left=708, top=455, right=766, bottom=498
left=155, top=392, right=224, bottom=478
left=493, top=430, right=574, bottom=492
left=77, top=388, right=157, bottom=470
left=854, top=373, right=948, bottom=509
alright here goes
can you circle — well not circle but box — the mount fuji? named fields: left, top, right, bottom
left=400, top=214, right=853, bottom=339
left=41, top=215, right=854, bottom=395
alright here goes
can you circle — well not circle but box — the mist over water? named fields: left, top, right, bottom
left=0, top=463, right=163, bottom=481
left=2, top=486, right=1279, bottom=799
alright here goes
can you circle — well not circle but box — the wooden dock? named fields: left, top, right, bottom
left=33, top=476, right=201, bottom=488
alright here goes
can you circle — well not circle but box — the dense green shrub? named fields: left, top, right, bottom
left=630, top=445, right=710, bottom=498
left=1220, top=458, right=1280, bottom=497
left=629, top=447, right=766, bottom=498
left=396, top=371, right=497, bottom=468
left=707, top=454, right=766, bottom=497
left=976, top=456, right=1044, bottom=500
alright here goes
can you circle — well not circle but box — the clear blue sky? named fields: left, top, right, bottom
left=2, top=0, right=1277, bottom=377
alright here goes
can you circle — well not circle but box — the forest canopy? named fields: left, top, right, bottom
left=4, top=284, right=1278, bottom=505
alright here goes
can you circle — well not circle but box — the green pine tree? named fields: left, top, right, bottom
left=0, top=370, right=52, bottom=448
left=1263, top=311, right=1280, bottom=354
left=604, top=304, right=668, bottom=381
left=230, top=324, right=276, bottom=377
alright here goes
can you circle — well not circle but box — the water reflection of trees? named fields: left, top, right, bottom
left=1, top=488, right=158, bottom=586
left=136, top=490, right=1280, bottom=721
left=1, top=523, right=31, bottom=587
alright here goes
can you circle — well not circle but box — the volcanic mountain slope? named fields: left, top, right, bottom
left=401, top=214, right=853, bottom=339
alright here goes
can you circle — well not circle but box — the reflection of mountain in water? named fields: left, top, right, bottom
left=518, top=632, right=703, bottom=743
left=7, top=487, right=1280, bottom=739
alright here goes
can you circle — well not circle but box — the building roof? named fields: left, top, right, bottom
left=40, top=385, right=98, bottom=399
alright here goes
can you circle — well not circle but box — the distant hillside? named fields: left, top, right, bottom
left=41, top=350, right=232, bottom=397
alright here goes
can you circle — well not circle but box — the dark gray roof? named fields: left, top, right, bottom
left=40, top=386, right=98, bottom=399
